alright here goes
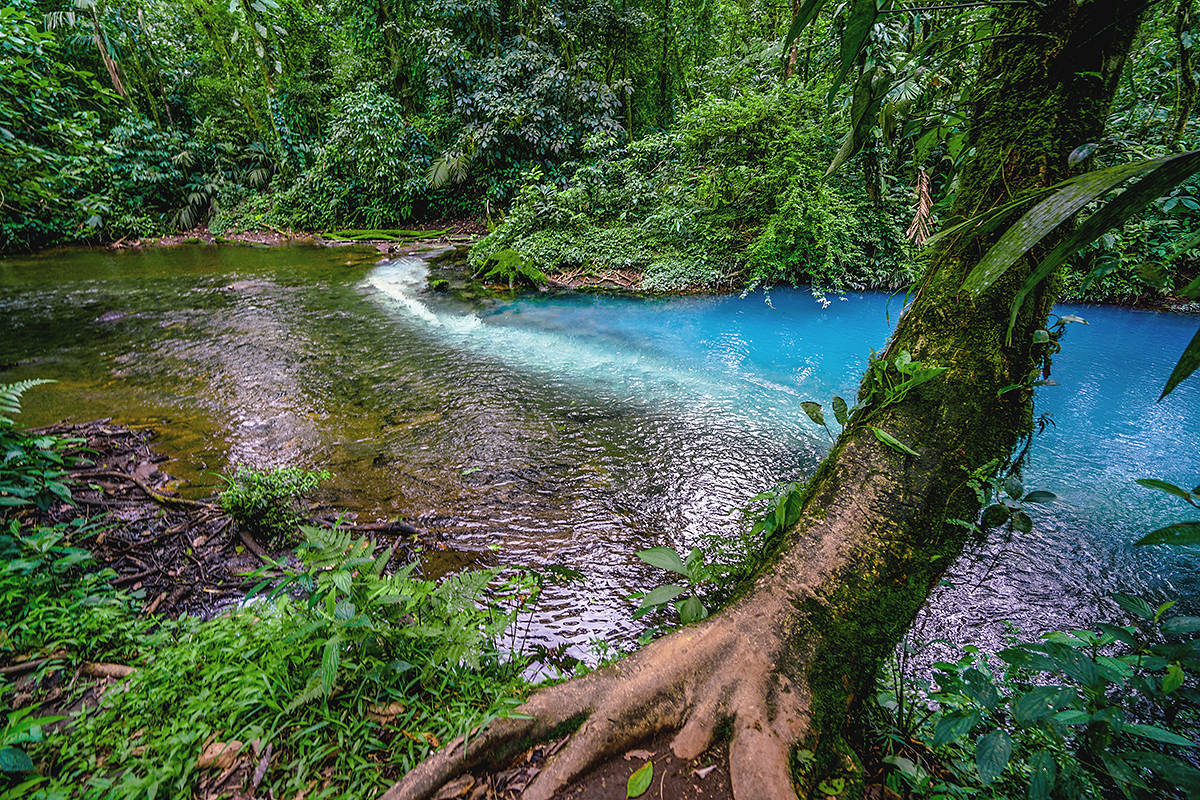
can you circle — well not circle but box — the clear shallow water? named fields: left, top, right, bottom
left=2, top=246, right=1197, bottom=661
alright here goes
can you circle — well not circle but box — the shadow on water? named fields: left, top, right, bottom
left=1, top=244, right=1198, bottom=661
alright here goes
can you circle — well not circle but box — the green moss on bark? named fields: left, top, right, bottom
left=783, top=1, right=1150, bottom=794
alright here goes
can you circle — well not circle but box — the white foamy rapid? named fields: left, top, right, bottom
left=362, top=258, right=820, bottom=442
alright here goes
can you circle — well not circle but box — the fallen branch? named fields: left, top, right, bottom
left=0, top=651, right=69, bottom=676
left=112, top=568, right=156, bottom=587
left=238, top=529, right=274, bottom=564
left=314, top=517, right=422, bottom=537
left=144, top=591, right=168, bottom=616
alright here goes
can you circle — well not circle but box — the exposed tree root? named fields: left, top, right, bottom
left=87, top=469, right=214, bottom=510
left=383, top=558, right=822, bottom=800
left=380, top=5, right=1148, bottom=790
left=383, top=401, right=980, bottom=800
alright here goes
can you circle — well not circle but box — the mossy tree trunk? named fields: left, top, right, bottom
left=382, top=2, right=1148, bottom=798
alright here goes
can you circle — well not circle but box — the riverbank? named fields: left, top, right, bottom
left=115, top=220, right=484, bottom=256
left=0, top=412, right=744, bottom=800
left=7, top=226, right=1197, bottom=313
left=0, top=414, right=848, bottom=800
left=0, top=413, right=533, bottom=800
left=16, top=420, right=433, bottom=617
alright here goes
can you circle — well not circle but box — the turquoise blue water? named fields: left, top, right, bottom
left=368, top=258, right=1200, bottom=651
left=1, top=247, right=1196, bottom=659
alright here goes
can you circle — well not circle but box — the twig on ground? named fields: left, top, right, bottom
left=238, top=529, right=274, bottom=564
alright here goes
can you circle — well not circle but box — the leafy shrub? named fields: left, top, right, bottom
left=439, top=37, right=629, bottom=178
left=217, top=465, right=331, bottom=545
left=472, top=85, right=911, bottom=292
left=876, top=597, right=1200, bottom=800
left=0, top=4, right=106, bottom=252
left=1054, top=178, right=1200, bottom=304
left=273, top=86, right=434, bottom=229
left=0, top=517, right=148, bottom=670
left=0, top=380, right=81, bottom=511
left=101, top=115, right=190, bottom=230
left=41, top=526, right=534, bottom=800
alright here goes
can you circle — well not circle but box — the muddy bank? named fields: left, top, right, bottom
left=21, top=420, right=264, bottom=616
left=18, top=420, right=429, bottom=619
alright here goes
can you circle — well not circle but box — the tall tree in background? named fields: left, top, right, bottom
left=1169, top=0, right=1197, bottom=147
left=382, top=1, right=1151, bottom=798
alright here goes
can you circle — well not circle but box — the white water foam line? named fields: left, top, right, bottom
left=363, top=258, right=824, bottom=444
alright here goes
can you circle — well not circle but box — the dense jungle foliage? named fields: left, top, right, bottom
left=5, top=1, right=1200, bottom=797
left=3, top=0, right=1198, bottom=297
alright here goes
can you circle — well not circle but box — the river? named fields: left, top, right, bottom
left=2, top=244, right=1197, bottom=662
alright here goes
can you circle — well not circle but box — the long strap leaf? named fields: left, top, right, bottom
left=827, top=68, right=888, bottom=176
left=961, top=155, right=1181, bottom=296
left=828, top=0, right=882, bottom=105
left=1180, top=273, right=1200, bottom=300
left=920, top=186, right=1058, bottom=252
left=1162, top=325, right=1200, bottom=400
left=1006, top=149, right=1200, bottom=337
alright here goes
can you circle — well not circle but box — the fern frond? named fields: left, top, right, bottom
left=427, top=151, right=471, bottom=188
left=300, top=524, right=356, bottom=568
left=371, top=542, right=396, bottom=577
left=427, top=157, right=451, bottom=188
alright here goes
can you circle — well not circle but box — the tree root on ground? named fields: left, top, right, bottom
left=85, top=469, right=214, bottom=510
left=381, top=600, right=809, bottom=800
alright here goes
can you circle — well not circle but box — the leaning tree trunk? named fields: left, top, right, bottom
left=382, top=2, right=1148, bottom=798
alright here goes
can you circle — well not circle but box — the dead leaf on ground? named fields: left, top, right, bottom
left=693, top=764, right=717, bottom=779
left=623, top=748, right=654, bottom=761
left=197, top=739, right=243, bottom=770
left=400, top=730, right=439, bottom=748
left=251, top=742, right=273, bottom=790
left=367, top=701, right=406, bottom=723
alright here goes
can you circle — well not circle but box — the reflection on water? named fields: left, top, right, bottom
left=1, top=245, right=1198, bottom=661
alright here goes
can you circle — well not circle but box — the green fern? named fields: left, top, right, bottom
left=476, top=249, right=547, bottom=289
left=297, top=523, right=356, bottom=568
left=0, top=379, right=54, bottom=426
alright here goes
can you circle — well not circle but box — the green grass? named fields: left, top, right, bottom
left=1, top=428, right=536, bottom=800
left=43, top=600, right=527, bottom=799
left=2, top=521, right=535, bottom=800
